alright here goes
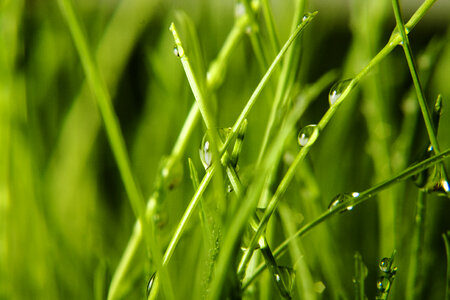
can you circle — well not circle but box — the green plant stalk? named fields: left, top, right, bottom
left=147, top=163, right=216, bottom=300
left=57, top=0, right=149, bottom=237
left=151, top=137, right=290, bottom=299
left=260, top=0, right=280, bottom=54
left=55, top=0, right=165, bottom=283
left=406, top=191, right=426, bottom=300
left=169, top=23, right=226, bottom=197
left=170, top=23, right=220, bottom=141
left=188, top=158, right=209, bottom=239
left=243, top=147, right=450, bottom=288
left=278, top=204, right=316, bottom=300
left=224, top=155, right=292, bottom=298
left=220, top=12, right=317, bottom=156
left=353, top=252, right=366, bottom=300
left=150, top=21, right=313, bottom=268
left=223, top=147, right=292, bottom=298
left=108, top=13, right=250, bottom=299
left=392, top=0, right=449, bottom=188
left=240, top=0, right=271, bottom=73
left=237, top=126, right=318, bottom=278
left=57, top=0, right=175, bottom=299
left=443, top=231, right=450, bottom=300
left=320, top=0, right=437, bottom=132
left=256, top=0, right=306, bottom=165
left=208, top=84, right=308, bottom=300
left=238, top=0, right=439, bottom=278
left=168, top=23, right=298, bottom=296
left=391, top=0, right=440, bottom=154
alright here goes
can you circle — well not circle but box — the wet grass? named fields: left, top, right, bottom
left=2, top=0, right=450, bottom=299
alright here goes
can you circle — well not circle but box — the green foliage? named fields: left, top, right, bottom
left=2, top=0, right=450, bottom=299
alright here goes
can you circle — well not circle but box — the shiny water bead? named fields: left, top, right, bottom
left=173, top=45, right=184, bottom=57
left=377, top=276, right=391, bottom=292
left=328, top=193, right=356, bottom=212
left=442, top=180, right=450, bottom=192
left=379, top=257, right=391, bottom=273
left=328, top=79, right=352, bottom=106
left=298, top=124, right=318, bottom=147
left=302, top=12, right=314, bottom=22
left=199, top=134, right=212, bottom=169
left=147, top=272, right=157, bottom=297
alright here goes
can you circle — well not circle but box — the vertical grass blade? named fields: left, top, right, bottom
left=56, top=0, right=174, bottom=299
left=444, top=231, right=450, bottom=300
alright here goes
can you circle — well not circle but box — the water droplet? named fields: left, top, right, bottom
left=328, top=193, right=355, bottom=213
left=199, top=134, right=212, bottom=169
left=147, top=272, right=157, bottom=297
left=328, top=79, right=352, bottom=106
left=302, top=12, right=313, bottom=22
left=377, top=276, right=390, bottom=292
left=379, top=257, right=391, bottom=273
left=173, top=45, right=184, bottom=57
left=298, top=124, right=319, bottom=147
left=430, top=178, right=450, bottom=196
left=274, top=273, right=281, bottom=282
left=442, top=180, right=450, bottom=192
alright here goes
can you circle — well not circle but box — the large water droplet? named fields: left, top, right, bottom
left=328, top=193, right=357, bottom=213
left=379, top=257, right=391, bottom=273
left=199, top=134, right=212, bottom=170
left=199, top=128, right=232, bottom=170
left=377, top=276, right=390, bottom=292
left=298, top=124, right=319, bottom=147
left=328, top=79, right=352, bottom=106
left=147, top=272, right=157, bottom=297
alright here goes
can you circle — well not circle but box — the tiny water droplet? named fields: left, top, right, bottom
left=328, top=193, right=354, bottom=213
left=328, top=79, right=352, bottom=106
left=302, top=12, right=313, bottom=22
left=275, top=273, right=281, bottom=282
left=173, top=45, right=184, bottom=57
left=442, top=180, right=450, bottom=192
left=379, top=257, right=391, bottom=273
left=298, top=124, right=318, bottom=147
left=199, top=134, right=212, bottom=170
left=377, top=276, right=390, bottom=292
left=147, top=272, right=157, bottom=297
left=352, top=192, right=360, bottom=197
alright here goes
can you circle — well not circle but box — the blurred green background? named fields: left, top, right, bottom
left=1, top=0, right=450, bottom=299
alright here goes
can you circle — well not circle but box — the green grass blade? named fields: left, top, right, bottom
left=243, top=148, right=450, bottom=288
left=56, top=0, right=174, bottom=299
left=444, top=231, right=450, bottom=300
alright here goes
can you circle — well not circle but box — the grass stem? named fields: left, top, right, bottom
left=243, top=147, right=450, bottom=288
left=406, top=191, right=426, bottom=300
